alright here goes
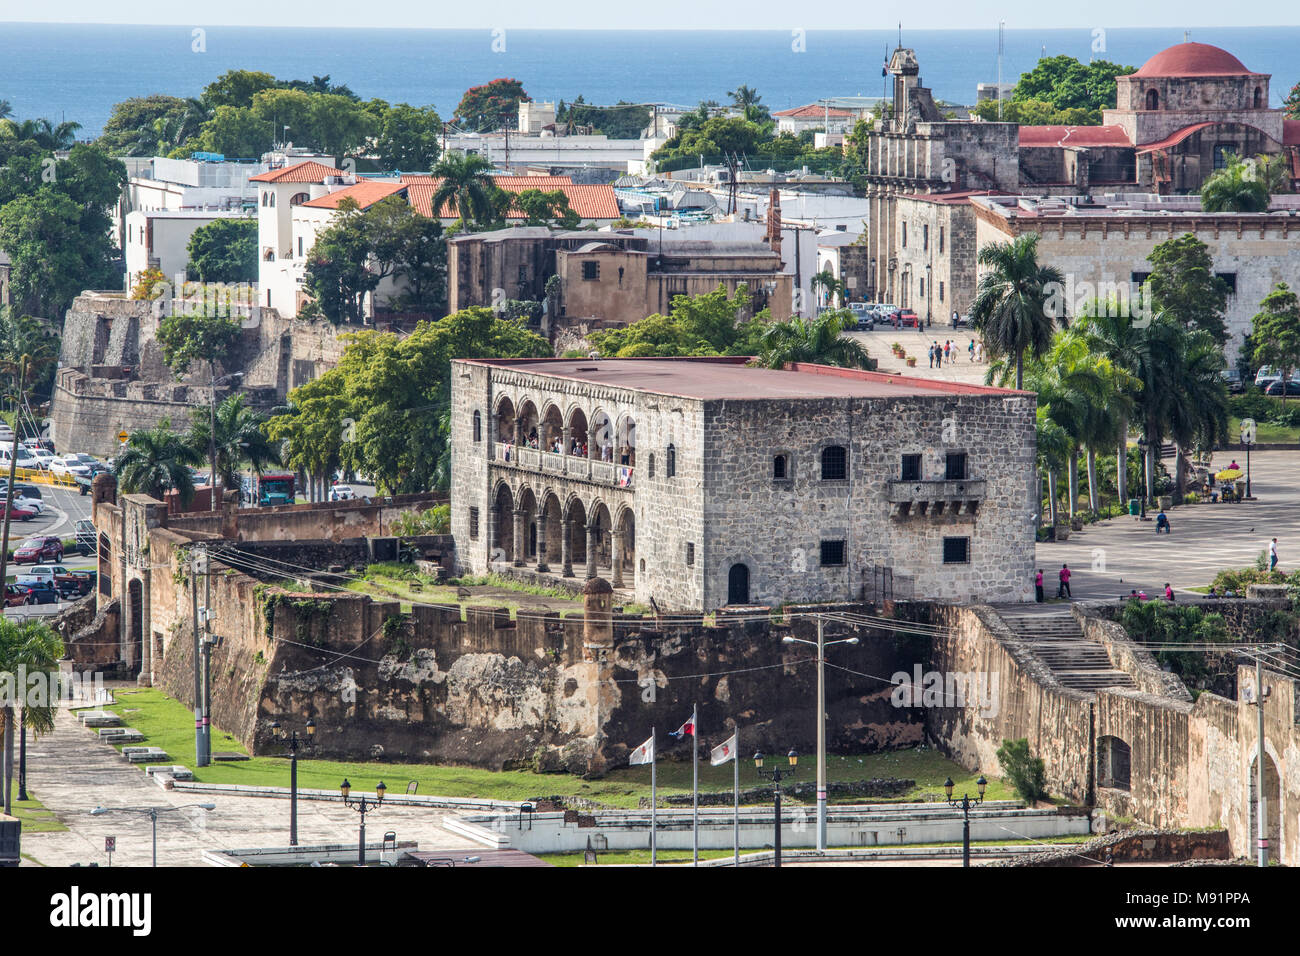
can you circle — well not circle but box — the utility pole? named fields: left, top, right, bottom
left=1255, top=654, right=1268, bottom=867
left=816, top=615, right=827, bottom=851
left=191, top=546, right=209, bottom=767
left=202, top=559, right=214, bottom=765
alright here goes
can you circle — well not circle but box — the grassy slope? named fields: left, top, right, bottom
left=103, top=688, right=1015, bottom=809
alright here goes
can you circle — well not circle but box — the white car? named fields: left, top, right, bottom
left=11, top=495, right=43, bottom=514
left=25, top=448, right=56, bottom=470
left=48, top=457, right=92, bottom=478
left=330, top=484, right=355, bottom=501
left=0, top=447, right=39, bottom=469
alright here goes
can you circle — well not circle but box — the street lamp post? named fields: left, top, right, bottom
left=270, top=719, right=315, bottom=846
left=783, top=622, right=859, bottom=852
left=754, top=750, right=798, bottom=867
left=341, top=778, right=386, bottom=866
left=943, top=775, right=987, bottom=868
left=1135, top=436, right=1149, bottom=519
left=90, top=804, right=215, bottom=867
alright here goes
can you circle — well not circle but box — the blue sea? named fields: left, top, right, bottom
left=2, top=23, right=1298, bottom=139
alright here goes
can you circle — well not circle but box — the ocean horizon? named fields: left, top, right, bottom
left=2, top=23, right=1298, bottom=139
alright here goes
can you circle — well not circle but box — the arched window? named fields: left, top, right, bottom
left=666, top=444, right=676, bottom=478
left=472, top=410, right=482, bottom=443
left=268, top=192, right=276, bottom=207
left=773, top=454, right=788, bottom=480
left=1145, top=88, right=1159, bottom=111
left=1253, top=86, right=1264, bottom=109
left=290, top=192, right=310, bottom=206
left=821, top=445, right=848, bottom=480
left=261, top=191, right=268, bottom=207
left=647, top=453, right=655, bottom=478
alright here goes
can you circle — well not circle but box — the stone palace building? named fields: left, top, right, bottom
left=450, top=357, right=1037, bottom=610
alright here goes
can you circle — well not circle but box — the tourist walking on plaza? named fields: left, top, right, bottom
left=928, top=343, right=935, bottom=368
left=1271, top=537, right=1279, bottom=571
left=968, top=339, right=975, bottom=361
left=1058, top=563, right=1072, bottom=599
left=1035, top=569, right=1044, bottom=602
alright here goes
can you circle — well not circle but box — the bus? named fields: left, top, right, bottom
left=241, top=472, right=296, bottom=507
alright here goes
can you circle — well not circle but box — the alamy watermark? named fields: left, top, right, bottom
left=891, top=665, right=999, bottom=718
left=1042, top=275, right=1152, bottom=327
left=0, top=667, right=105, bottom=708
left=148, top=274, right=261, bottom=329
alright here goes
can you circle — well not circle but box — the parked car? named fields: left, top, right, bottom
left=330, top=484, right=356, bottom=501
left=876, top=304, right=902, bottom=325
left=13, top=536, right=63, bottom=563
left=0, top=503, right=37, bottom=522
left=25, top=565, right=71, bottom=585
left=25, top=448, right=56, bottom=470
left=898, top=309, right=920, bottom=328
left=75, top=519, right=96, bottom=555
left=15, top=582, right=59, bottom=605
left=1220, top=368, right=1244, bottom=393
left=0, top=447, right=40, bottom=469
left=48, top=457, right=92, bottom=478
left=1255, top=365, right=1278, bottom=386
left=1264, top=379, right=1300, bottom=396
left=56, top=570, right=97, bottom=599
left=0, top=482, right=42, bottom=501
left=69, top=454, right=110, bottom=475
left=10, top=494, right=43, bottom=514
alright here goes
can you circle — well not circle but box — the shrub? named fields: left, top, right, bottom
left=389, top=504, right=450, bottom=536
left=1120, top=600, right=1234, bottom=686
left=996, top=738, right=1047, bottom=803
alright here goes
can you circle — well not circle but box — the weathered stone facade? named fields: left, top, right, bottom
left=894, top=191, right=986, bottom=322
left=451, top=357, right=1038, bottom=610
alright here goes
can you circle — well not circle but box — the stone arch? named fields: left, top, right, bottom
left=566, top=406, right=590, bottom=456
left=590, top=408, right=614, bottom=460
left=1097, top=735, right=1131, bottom=791
left=1253, top=86, right=1263, bottom=109
left=472, top=409, right=482, bottom=443
left=588, top=500, right=613, bottom=573
left=492, top=481, right=515, bottom=562
left=1249, top=750, right=1282, bottom=863
left=727, top=562, right=751, bottom=606
left=538, top=490, right=564, bottom=572
left=517, top=486, right=539, bottom=564
left=566, top=496, right=589, bottom=572
left=1145, top=88, right=1159, bottom=110
left=615, top=413, right=637, bottom=467
left=540, top=402, right=564, bottom=453
left=494, top=395, right=516, bottom=444
left=518, top=399, right=540, bottom=448
left=613, top=504, right=636, bottom=588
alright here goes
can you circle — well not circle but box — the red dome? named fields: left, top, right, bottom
left=1133, top=42, right=1258, bottom=78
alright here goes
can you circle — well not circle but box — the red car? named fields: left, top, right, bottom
left=3, top=584, right=26, bottom=607
left=898, top=309, right=920, bottom=328
left=0, top=503, right=36, bottom=522
left=13, top=535, right=63, bottom=564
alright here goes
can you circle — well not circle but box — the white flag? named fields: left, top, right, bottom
left=710, top=733, right=737, bottom=766
left=629, top=734, right=655, bottom=765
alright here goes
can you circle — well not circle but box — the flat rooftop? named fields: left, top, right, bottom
left=462, top=357, right=1027, bottom=401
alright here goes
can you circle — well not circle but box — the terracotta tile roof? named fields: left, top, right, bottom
left=1136, top=122, right=1219, bottom=153
left=405, top=180, right=618, bottom=220
left=1018, top=125, right=1132, bottom=149
left=773, top=104, right=856, bottom=119
left=1284, top=120, right=1300, bottom=147
left=249, top=161, right=342, bottom=184
left=399, top=174, right=573, bottom=187
left=299, top=180, right=407, bottom=210
left=896, top=189, right=997, bottom=204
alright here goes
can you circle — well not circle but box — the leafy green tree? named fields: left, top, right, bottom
left=186, top=394, right=281, bottom=487
left=754, top=310, right=872, bottom=370
left=0, top=309, right=60, bottom=405
left=201, top=69, right=280, bottom=110
left=454, top=78, right=530, bottom=130
left=264, top=375, right=349, bottom=501
left=512, top=189, right=579, bottom=228
left=430, top=152, right=498, bottom=226
left=1200, top=155, right=1270, bottom=212
left=652, top=116, right=767, bottom=165
left=728, top=85, right=771, bottom=124
left=375, top=103, right=442, bottom=170
left=0, top=617, right=64, bottom=816
left=1146, top=233, right=1229, bottom=342
left=970, top=232, right=1064, bottom=389
left=192, top=105, right=274, bottom=159
left=97, top=94, right=201, bottom=156
left=589, top=286, right=767, bottom=357
left=996, top=738, right=1047, bottom=803
left=303, top=198, right=380, bottom=324
left=282, top=74, right=357, bottom=99
left=1285, top=80, right=1300, bottom=119
left=186, top=218, right=257, bottom=283
left=113, top=419, right=203, bottom=503
left=1008, top=55, right=1136, bottom=113
left=0, top=191, right=116, bottom=318
left=810, top=269, right=845, bottom=308
left=1250, top=283, right=1300, bottom=403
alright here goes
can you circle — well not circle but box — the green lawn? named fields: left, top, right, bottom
left=1229, top=416, right=1300, bottom=444
left=102, top=688, right=1019, bottom=809
left=10, top=793, right=68, bottom=833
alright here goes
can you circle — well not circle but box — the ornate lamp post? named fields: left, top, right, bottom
left=944, top=775, right=987, bottom=868
left=270, top=718, right=315, bottom=846
left=754, top=750, right=798, bottom=867
left=341, top=778, right=386, bottom=867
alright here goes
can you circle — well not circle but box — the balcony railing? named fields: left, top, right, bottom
left=494, top=442, right=634, bottom=488
left=887, top=478, right=986, bottom=517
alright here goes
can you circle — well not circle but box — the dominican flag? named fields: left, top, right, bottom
left=670, top=715, right=695, bottom=739
left=628, top=734, right=655, bottom=765
left=710, top=733, right=737, bottom=766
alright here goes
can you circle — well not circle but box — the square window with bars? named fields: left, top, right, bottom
left=945, top=452, right=967, bottom=480
left=900, top=454, right=921, bottom=481
left=582, top=261, right=600, bottom=280
left=469, top=507, right=480, bottom=540
left=820, top=540, right=846, bottom=566
left=686, top=542, right=695, bottom=567
left=943, top=537, right=969, bottom=564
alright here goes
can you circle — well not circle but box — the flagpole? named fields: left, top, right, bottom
left=692, top=702, right=699, bottom=867
left=651, top=726, right=657, bottom=868
left=733, top=726, right=740, bottom=867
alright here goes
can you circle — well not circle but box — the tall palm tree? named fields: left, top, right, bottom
left=1074, top=302, right=1150, bottom=506
left=754, top=310, right=873, bottom=369
left=970, top=233, right=1064, bottom=389
left=0, top=617, right=63, bottom=816
left=430, top=152, right=498, bottom=226
left=1164, top=328, right=1230, bottom=500
left=114, top=420, right=203, bottom=504
left=1034, top=407, right=1071, bottom=528
left=0, top=100, right=12, bottom=120
left=186, top=395, right=281, bottom=489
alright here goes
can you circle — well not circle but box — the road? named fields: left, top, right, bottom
left=2, top=479, right=96, bottom=620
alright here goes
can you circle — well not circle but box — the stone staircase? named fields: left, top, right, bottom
left=994, top=605, right=1136, bottom=693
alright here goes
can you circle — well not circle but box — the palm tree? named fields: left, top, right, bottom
left=187, top=395, right=281, bottom=489
left=114, top=420, right=203, bottom=504
left=810, top=270, right=845, bottom=309
left=1200, top=157, right=1270, bottom=212
left=1074, top=302, right=1150, bottom=506
left=0, top=100, right=12, bottom=120
left=754, top=310, right=873, bottom=369
left=0, top=309, right=60, bottom=407
left=1034, top=407, right=1071, bottom=528
left=0, top=617, right=63, bottom=816
left=1164, top=328, right=1230, bottom=500
left=430, top=152, right=498, bottom=226
left=970, top=233, right=1064, bottom=389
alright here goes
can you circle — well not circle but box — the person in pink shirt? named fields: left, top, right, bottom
left=1057, top=563, right=1071, bottom=599
left=1035, top=569, right=1044, bottom=603
left=1164, top=583, right=1175, bottom=602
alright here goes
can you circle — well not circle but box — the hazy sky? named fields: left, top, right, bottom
left=0, top=0, right=1296, bottom=30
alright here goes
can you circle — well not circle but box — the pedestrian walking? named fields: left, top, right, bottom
left=968, top=339, right=975, bottom=361
left=1270, top=537, right=1279, bottom=571
left=1035, top=569, right=1044, bottom=603
left=1164, top=583, right=1175, bottom=602
left=1058, top=563, right=1072, bottom=599
left=928, top=344, right=935, bottom=368
left=934, top=341, right=942, bottom=368
left=944, top=340, right=951, bottom=363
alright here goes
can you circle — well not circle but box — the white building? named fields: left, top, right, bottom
left=117, top=156, right=267, bottom=254
left=518, top=101, right=557, bottom=134
left=123, top=209, right=253, bottom=292
left=772, top=103, right=861, bottom=136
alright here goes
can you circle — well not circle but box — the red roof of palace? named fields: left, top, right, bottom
left=1284, top=120, right=1300, bottom=147
left=773, top=104, right=856, bottom=118
left=249, top=161, right=342, bottom=184
left=299, top=180, right=407, bottom=210
left=1136, top=122, right=1220, bottom=153
left=405, top=180, right=618, bottom=220
left=1132, top=42, right=1261, bottom=78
